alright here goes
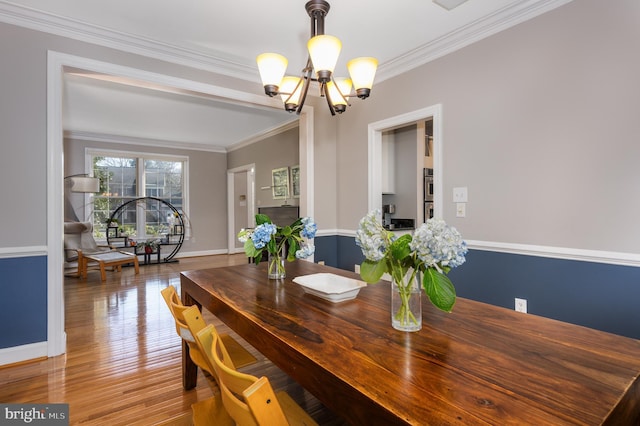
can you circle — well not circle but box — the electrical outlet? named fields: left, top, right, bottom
left=355, top=264, right=360, bottom=274
left=318, top=260, right=325, bottom=265
left=515, top=298, right=527, bottom=313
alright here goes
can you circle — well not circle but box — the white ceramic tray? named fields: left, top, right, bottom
left=293, top=273, right=367, bottom=303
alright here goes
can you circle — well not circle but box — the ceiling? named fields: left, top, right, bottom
left=1, top=0, right=572, bottom=150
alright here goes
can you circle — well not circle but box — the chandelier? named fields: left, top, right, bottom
left=256, top=0, right=378, bottom=116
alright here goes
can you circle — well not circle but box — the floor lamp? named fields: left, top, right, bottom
left=64, top=174, right=100, bottom=222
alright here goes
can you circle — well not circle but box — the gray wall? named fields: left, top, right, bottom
left=333, top=0, right=640, bottom=255
left=227, top=126, right=299, bottom=208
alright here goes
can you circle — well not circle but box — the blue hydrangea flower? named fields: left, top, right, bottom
left=301, top=217, right=317, bottom=239
left=251, top=223, right=277, bottom=249
left=295, top=242, right=316, bottom=259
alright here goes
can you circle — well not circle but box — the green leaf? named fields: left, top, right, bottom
left=281, top=226, right=292, bottom=237
left=423, top=269, right=457, bottom=312
left=243, top=239, right=260, bottom=258
left=360, top=260, right=387, bottom=283
left=255, top=214, right=271, bottom=225
left=287, top=238, right=298, bottom=261
left=390, top=234, right=412, bottom=261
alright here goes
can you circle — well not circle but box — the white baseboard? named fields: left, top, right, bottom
left=0, top=342, right=47, bottom=366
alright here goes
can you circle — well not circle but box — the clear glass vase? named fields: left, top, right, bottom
left=391, top=269, right=422, bottom=332
left=267, top=246, right=286, bottom=280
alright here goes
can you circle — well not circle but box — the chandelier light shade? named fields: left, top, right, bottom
left=326, top=78, right=352, bottom=113
left=256, top=53, right=288, bottom=97
left=280, top=76, right=303, bottom=112
left=307, top=35, right=342, bottom=83
left=256, top=0, right=377, bottom=116
left=347, top=57, right=379, bottom=98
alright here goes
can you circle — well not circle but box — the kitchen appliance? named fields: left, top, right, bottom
left=424, top=168, right=434, bottom=222
left=383, top=204, right=395, bottom=228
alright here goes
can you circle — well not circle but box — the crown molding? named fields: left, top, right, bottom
left=64, top=130, right=228, bottom=153
left=1, top=0, right=573, bottom=84
left=376, top=0, right=574, bottom=82
left=0, top=1, right=257, bottom=81
left=227, top=119, right=299, bottom=152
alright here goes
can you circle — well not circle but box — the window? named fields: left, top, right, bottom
left=89, top=149, right=187, bottom=240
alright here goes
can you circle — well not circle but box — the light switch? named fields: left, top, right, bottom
left=453, top=187, right=468, bottom=203
left=456, top=203, right=466, bottom=218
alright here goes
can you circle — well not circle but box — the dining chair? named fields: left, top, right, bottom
left=196, top=325, right=318, bottom=426
left=161, top=286, right=257, bottom=376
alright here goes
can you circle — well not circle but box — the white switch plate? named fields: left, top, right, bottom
left=453, top=187, right=468, bottom=202
left=456, top=203, right=466, bottom=217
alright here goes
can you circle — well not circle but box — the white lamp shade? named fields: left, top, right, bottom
left=327, top=78, right=352, bottom=106
left=307, top=35, right=342, bottom=76
left=256, top=53, right=288, bottom=87
left=347, top=57, right=378, bottom=90
left=68, top=176, right=100, bottom=193
left=279, top=76, right=303, bottom=106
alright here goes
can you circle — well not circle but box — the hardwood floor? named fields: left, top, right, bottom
left=0, top=255, right=346, bottom=425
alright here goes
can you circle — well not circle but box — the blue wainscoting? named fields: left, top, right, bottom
left=315, top=235, right=640, bottom=340
left=0, top=256, right=48, bottom=349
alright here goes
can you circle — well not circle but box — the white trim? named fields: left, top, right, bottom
left=0, top=246, right=47, bottom=258
left=0, top=0, right=573, bottom=85
left=0, top=342, right=48, bottom=367
left=48, top=51, right=315, bottom=363
left=67, top=130, right=227, bottom=153
left=468, top=240, right=640, bottom=268
left=47, top=51, right=66, bottom=358
left=227, top=120, right=300, bottom=152
left=174, top=249, right=230, bottom=258
left=321, top=229, right=640, bottom=268
left=227, top=164, right=256, bottom=252
left=368, top=105, right=443, bottom=219
left=376, top=0, right=575, bottom=82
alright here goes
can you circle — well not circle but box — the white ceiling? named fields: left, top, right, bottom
left=1, top=0, right=572, bottom=149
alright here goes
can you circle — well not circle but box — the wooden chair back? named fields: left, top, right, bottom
left=160, top=286, right=212, bottom=375
left=197, top=328, right=290, bottom=426
left=182, top=305, right=236, bottom=373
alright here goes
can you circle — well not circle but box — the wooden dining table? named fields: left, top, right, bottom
left=180, top=261, right=640, bottom=425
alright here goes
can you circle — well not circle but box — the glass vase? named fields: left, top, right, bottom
left=391, top=269, right=422, bottom=332
left=267, top=246, right=286, bottom=280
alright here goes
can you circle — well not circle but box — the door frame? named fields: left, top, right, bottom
left=227, top=164, right=255, bottom=253
left=368, top=104, right=443, bottom=221
left=48, top=51, right=314, bottom=357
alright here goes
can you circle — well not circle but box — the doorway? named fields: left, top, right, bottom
left=368, top=104, right=443, bottom=222
left=48, top=51, right=314, bottom=357
left=227, top=164, right=254, bottom=253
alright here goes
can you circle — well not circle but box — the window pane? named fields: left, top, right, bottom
left=90, top=154, right=185, bottom=241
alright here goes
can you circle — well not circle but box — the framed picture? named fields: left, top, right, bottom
left=271, top=167, right=290, bottom=200
left=291, top=165, right=300, bottom=198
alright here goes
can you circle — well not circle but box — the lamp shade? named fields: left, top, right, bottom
left=308, top=35, right=342, bottom=82
left=279, top=76, right=303, bottom=111
left=257, top=53, right=288, bottom=95
left=327, top=78, right=352, bottom=107
left=68, top=176, right=100, bottom=193
left=347, top=57, right=378, bottom=98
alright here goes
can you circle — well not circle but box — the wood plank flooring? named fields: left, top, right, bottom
left=0, top=255, right=347, bottom=425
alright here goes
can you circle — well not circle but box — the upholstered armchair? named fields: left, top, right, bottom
left=63, top=221, right=113, bottom=277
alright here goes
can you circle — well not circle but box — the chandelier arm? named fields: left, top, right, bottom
left=295, top=66, right=314, bottom=115
left=323, top=83, right=337, bottom=116
left=331, top=76, right=351, bottom=107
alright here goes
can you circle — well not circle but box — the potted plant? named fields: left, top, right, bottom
left=140, top=239, right=159, bottom=254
